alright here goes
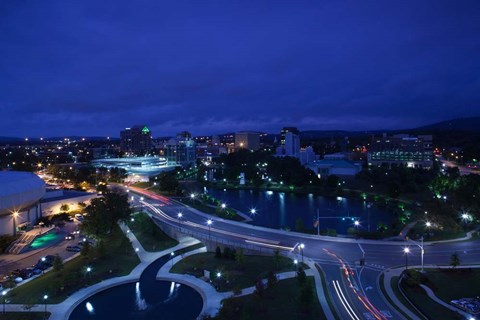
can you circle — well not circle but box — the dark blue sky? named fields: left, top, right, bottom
left=1, top=1, right=479, bottom=137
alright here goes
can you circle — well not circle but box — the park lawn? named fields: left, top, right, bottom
left=400, top=279, right=463, bottom=320
left=8, top=225, right=140, bottom=304
left=171, top=252, right=306, bottom=292
left=213, top=277, right=326, bottom=320
left=127, top=211, right=178, bottom=251
left=0, top=313, right=50, bottom=320
left=422, top=268, right=480, bottom=302
left=131, top=181, right=152, bottom=188
left=177, top=199, right=245, bottom=221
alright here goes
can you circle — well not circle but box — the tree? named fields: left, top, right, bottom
left=53, top=254, right=64, bottom=272
left=300, top=282, right=313, bottom=309
left=215, top=246, right=222, bottom=258
left=450, top=252, right=461, bottom=269
left=81, top=241, right=92, bottom=259
left=267, top=270, right=277, bottom=289
left=235, top=248, right=245, bottom=266
left=95, top=240, right=106, bottom=258
left=60, top=203, right=70, bottom=213
left=254, top=278, right=265, bottom=297
left=81, top=190, right=132, bottom=238
left=273, top=249, right=281, bottom=273
left=295, top=218, right=304, bottom=232
left=158, top=171, right=179, bottom=193
left=326, top=175, right=340, bottom=189
left=297, top=267, right=307, bottom=286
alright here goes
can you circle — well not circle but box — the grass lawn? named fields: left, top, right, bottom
left=127, top=211, right=179, bottom=251
left=400, top=278, right=463, bottom=320
left=422, top=268, right=480, bottom=302
left=212, top=277, right=326, bottom=320
left=0, top=313, right=50, bottom=320
left=177, top=199, right=244, bottom=221
left=131, top=182, right=152, bottom=188
left=7, top=225, right=140, bottom=304
left=171, top=252, right=306, bottom=292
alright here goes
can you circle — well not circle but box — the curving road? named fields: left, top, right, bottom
left=128, top=186, right=480, bottom=320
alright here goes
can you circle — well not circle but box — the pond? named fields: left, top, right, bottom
left=206, top=188, right=393, bottom=234
left=69, top=254, right=203, bottom=320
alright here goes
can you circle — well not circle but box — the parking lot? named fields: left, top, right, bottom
left=0, top=220, right=86, bottom=287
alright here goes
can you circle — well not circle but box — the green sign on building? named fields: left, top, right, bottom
left=142, top=126, right=150, bottom=134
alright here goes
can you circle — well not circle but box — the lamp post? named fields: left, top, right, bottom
left=2, top=290, right=6, bottom=314
left=293, top=259, right=298, bottom=271
left=300, top=243, right=305, bottom=263
left=404, top=247, right=410, bottom=271
left=140, top=197, right=144, bottom=212
left=86, top=267, right=91, bottom=279
left=207, top=219, right=212, bottom=241
left=354, top=220, right=360, bottom=234
left=12, top=211, right=18, bottom=236
left=409, top=237, right=425, bottom=273
left=41, top=257, right=46, bottom=274
left=177, top=213, right=183, bottom=221
left=43, top=294, right=48, bottom=319
left=171, top=252, right=175, bottom=267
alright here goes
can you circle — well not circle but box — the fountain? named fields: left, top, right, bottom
left=135, top=282, right=148, bottom=311
left=85, top=302, right=95, bottom=314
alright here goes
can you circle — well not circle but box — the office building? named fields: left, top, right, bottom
left=120, top=125, right=152, bottom=155
left=164, top=131, right=196, bottom=166
left=367, top=134, right=433, bottom=168
left=235, top=131, right=260, bottom=151
left=280, top=127, right=299, bottom=145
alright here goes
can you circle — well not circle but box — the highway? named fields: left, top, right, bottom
left=129, top=186, right=480, bottom=320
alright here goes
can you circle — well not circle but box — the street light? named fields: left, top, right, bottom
left=2, top=290, right=6, bottom=314
left=216, top=272, right=221, bottom=278
left=403, top=247, right=410, bottom=271
left=221, top=203, right=226, bottom=209
left=171, top=252, right=175, bottom=267
left=250, top=208, right=256, bottom=215
left=177, top=212, right=183, bottom=221
left=299, top=243, right=305, bottom=263
left=43, top=294, right=48, bottom=319
left=293, top=259, right=298, bottom=271
left=12, top=211, right=18, bottom=236
left=207, top=219, right=212, bottom=240
left=409, top=237, right=425, bottom=273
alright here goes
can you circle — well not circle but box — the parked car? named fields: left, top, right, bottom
left=65, top=233, right=75, bottom=240
left=14, top=277, right=23, bottom=283
left=66, top=245, right=81, bottom=252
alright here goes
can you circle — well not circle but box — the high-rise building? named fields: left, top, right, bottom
left=164, top=131, right=196, bottom=166
left=120, top=125, right=152, bottom=155
left=284, top=131, right=300, bottom=157
left=367, top=134, right=433, bottom=168
left=280, top=127, right=299, bottom=145
left=235, top=131, right=260, bottom=151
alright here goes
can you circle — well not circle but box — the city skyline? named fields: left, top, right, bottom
left=2, top=1, right=480, bottom=137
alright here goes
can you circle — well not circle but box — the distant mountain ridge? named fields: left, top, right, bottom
left=410, top=117, right=480, bottom=132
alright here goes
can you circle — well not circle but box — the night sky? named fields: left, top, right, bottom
left=1, top=1, right=480, bottom=138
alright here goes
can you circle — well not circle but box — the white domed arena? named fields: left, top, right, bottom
left=0, top=171, right=46, bottom=236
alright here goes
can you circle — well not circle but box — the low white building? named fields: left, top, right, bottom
left=0, top=171, right=97, bottom=236
left=307, top=159, right=362, bottom=177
